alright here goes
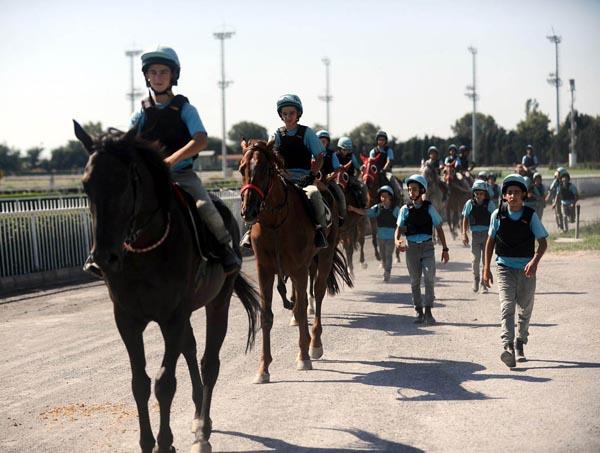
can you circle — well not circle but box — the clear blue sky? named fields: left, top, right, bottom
left=1, top=0, right=599, bottom=156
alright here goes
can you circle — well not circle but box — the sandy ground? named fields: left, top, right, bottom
left=1, top=200, right=599, bottom=452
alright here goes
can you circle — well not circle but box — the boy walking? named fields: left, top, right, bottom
left=482, top=174, right=548, bottom=368
left=395, top=175, right=449, bottom=324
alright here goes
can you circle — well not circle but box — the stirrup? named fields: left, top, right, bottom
left=240, top=230, right=252, bottom=249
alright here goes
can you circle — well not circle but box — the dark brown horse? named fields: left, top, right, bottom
left=239, top=139, right=351, bottom=384
left=74, top=122, right=259, bottom=453
left=442, top=163, right=471, bottom=239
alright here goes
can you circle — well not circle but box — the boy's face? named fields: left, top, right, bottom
left=280, top=106, right=299, bottom=128
left=377, top=137, right=387, bottom=147
left=407, top=183, right=422, bottom=200
left=504, top=186, right=524, bottom=209
left=534, top=177, right=542, bottom=185
left=561, top=175, right=570, bottom=184
left=474, top=190, right=487, bottom=203
left=146, top=64, right=172, bottom=92
left=449, top=149, right=456, bottom=156
left=319, top=137, right=330, bottom=148
left=429, top=151, right=439, bottom=160
left=380, top=192, right=392, bottom=205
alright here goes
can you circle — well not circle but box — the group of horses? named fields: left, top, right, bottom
left=73, top=123, right=474, bottom=453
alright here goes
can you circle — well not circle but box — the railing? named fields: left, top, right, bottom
left=0, top=191, right=243, bottom=279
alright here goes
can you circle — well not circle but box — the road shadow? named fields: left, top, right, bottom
left=347, top=290, right=447, bottom=309
left=325, top=312, right=435, bottom=337
left=214, top=428, right=423, bottom=452
left=512, top=358, right=600, bottom=372
left=535, top=291, right=587, bottom=295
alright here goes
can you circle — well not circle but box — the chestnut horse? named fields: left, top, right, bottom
left=239, top=139, right=351, bottom=384
left=74, top=122, right=259, bottom=453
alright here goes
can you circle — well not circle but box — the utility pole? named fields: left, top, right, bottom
left=546, top=30, right=562, bottom=133
left=465, top=46, right=478, bottom=164
left=318, top=57, right=332, bottom=132
left=213, top=31, right=234, bottom=178
left=569, top=79, right=577, bottom=167
left=125, top=49, right=143, bottom=114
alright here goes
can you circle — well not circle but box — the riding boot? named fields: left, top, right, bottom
left=315, top=226, right=328, bottom=249
left=240, top=228, right=252, bottom=249
left=83, top=254, right=104, bottom=279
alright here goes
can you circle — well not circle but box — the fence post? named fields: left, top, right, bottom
left=575, top=204, right=581, bottom=239
left=29, top=214, right=41, bottom=272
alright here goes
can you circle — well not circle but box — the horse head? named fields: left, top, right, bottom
left=75, top=120, right=171, bottom=273
left=360, top=154, right=383, bottom=188
left=239, top=139, right=282, bottom=224
left=332, top=160, right=353, bottom=190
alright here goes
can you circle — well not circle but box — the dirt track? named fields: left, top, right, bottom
left=1, top=199, right=600, bottom=452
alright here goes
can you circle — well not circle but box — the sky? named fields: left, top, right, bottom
left=1, top=0, right=599, bottom=157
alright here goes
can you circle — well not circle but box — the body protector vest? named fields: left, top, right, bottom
left=469, top=199, right=491, bottom=226
left=495, top=203, right=535, bottom=258
left=337, top=152, right=357, bottom=177
left=406, top=200, right=433, bottom=237
left=559, top=183, right=576, bottom=202
left=275, top=126, right=312, bottom=171
left=523, top=155, right=535, bottom=167
left=376, top=205, right=397, bottom=229
left=373, top=147, right=392, bottom=169
left=321, top=148, right=336, bottom=176
left=140, top=95, right=192, bottom=157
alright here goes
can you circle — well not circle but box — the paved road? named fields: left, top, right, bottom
left=1, top=202, right=600, bottom=452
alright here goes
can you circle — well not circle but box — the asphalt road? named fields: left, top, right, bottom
left=1, top=200, right=600, bottom=452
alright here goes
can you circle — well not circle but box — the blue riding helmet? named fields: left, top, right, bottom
left=501, top=174, right=527, bottom=194
left=316, top=130, right=330, bottom=139
left=406, top=174, right=428, bottom=192
left=141, top=46, right=181, bottom=86
left=557, top=166, right=568, bottom=177
left=378, top=185, right=394, bottom=197
left=428, top=145, right=439, bottom=154
left=472, top=180, right=488, bottom=193
left=375, top=130, right=388, bottom=142
left=477, top=171, right=488, bottom=180
left=448, top=144, right=458, bottom=152
left=526, top=144, right=533, bottom=151
left=277, top=94, right=303, bottom=117
left=337, top=136, right=353, bottom=150
left=533, top=172, right=542, bottom=181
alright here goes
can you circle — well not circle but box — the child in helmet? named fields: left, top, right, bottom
left=395, top=174, right=449, bottom=324
left=521, top=145, right=539, bottom=175
left=349, top=186, right=399, bottom=282
left=316, top=129, right=347, bottom=225
left=462, top=180, right=496, bottom=293
left=425, top=146, right=443, bottom=175
left=444, top=144, right=458, bottom=166
left=556, top=172, right=578, bottom=230
left=369, top=131, right=395, bottom=182
left=546, top=167, right=567, bottom=229
left=482, top=174, right=548, bottom=368
left=487, top=173, right=501, bottom=206
left=83, top=46, right=240, bottom=277
left=531, top=172, right=547, bottom=220
left=336, top=136, right=368, bottom=208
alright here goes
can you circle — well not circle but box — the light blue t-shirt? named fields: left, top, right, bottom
left=369, top=146, right=394, bottom=161
left=367, top=204, right=400, bottom=240
left=130, top=101, right=206, bottom=171
left=488, top=207, right=548, bottom=269
left=462, top=198, right=497, bottom=232
left=559, top=183, right=578, bottom=205
left=271, top=125, right=325, bottom=182
left=397, top=202, right=443, bottom=243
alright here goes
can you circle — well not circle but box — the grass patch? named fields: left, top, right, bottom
left=549, top=221, right=600, bottom=252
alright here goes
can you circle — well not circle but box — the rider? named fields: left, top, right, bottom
left=369, top=130, right=395, bottom=182
left=336, top=136, right=368, bottom=208
left=457, top=145, right=474, bottom=173
left=395, top=174, right=449, bottom=325
left=557, top=171, right=578, bottom=229
left=444, top=144, right=458, bottom=166
left=521, top=145, right=539, bottom=175
left=531, top=172, right=547, bottom=220
left=424, top=146, right=443, bottom=175
left=83, top=46, right=240, bottom=277
left=242, top=94, right=329, bottom=250
left=316, top=129, right=347, bottom=225
left=462, top=180, right=496, bottom=293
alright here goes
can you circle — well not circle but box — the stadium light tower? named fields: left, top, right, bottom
left=125, top=49, right=143, bottom=114
left=465, top=46, right=479, bottom=164
left=546, top=30, right=562, bottom=133
left=319, top=57, right=333, bottom=132
left=569, top=79, right=577, bottom=167
left=213, top=30, right=235, bottom=178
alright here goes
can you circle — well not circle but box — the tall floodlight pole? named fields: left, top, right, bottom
left=213, top=31, right=235, bottom=178
left=319, top=57, right=332, bottom=132
left=125, top=49, right=143, bottom=114
left=465, top=47, right=478, bottom=164
left=569, top=79, right=577, bottom=167
left=546, top=31, right=562, bottom=133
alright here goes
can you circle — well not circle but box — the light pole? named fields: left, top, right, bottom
left=213, top=31, right=234, bottom=178
left=569, top=79, right=577, bottom=167
left=125, top=49, right=143, bottom=114
left=546, top=31, right=562, bottom=133
left=318, top=57, right=332, bottom=132
left=465, top=46, right=478, bottom=164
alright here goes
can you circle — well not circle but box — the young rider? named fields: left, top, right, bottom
left=316, top=129, right=347, bottom=225
left=444, top=144, right=458, bottom=166
left=482, top=174, right=548, bottom=367
left=487, top=172, right=501, bottom=205
left=395, top=174, right=449, bottom=324
left=336, top=136, right=368, bottom=208
left=83, top=46, right=240, bottom=277
left=531, top=172, right=547, bottom=220
left=521, top=145, right=539, bottom=175
left=369, top=130, right=394, bottom=181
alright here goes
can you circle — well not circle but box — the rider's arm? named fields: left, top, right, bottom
left=382, top=148, right=394, bottom=171
left=165, top=103, right=208, bottom=168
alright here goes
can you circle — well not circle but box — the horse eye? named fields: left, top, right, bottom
left=371, top=165, right=378, bottom=173
left=343, top=173, right=349, bottom=182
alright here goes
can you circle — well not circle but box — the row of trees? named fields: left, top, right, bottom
left=1, top=105, right=599, bottom=174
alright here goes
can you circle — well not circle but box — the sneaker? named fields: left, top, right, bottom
left=83, top=255, right=104, bottom=279
left=472, top=279, right=479, bottom=293
left=315, top=228, right=328, bottom=249
left=219, top=243, right=242, bottom=275
left=383, top=271, right=390, bottom=282
left=240, top=230, right=252, bottom=249
left=424, top=308, right=436, bottom=325
left=515, top=339, right=526, bottom=362
left=500, top=344, right=516, bottom=368
left=481, top=285, right=488, bottom=294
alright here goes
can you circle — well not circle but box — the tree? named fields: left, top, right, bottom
left=49, top=141, right=89, bottom=171
left=227, top=121, right=268, bottom=143
left=24, top=147, right=44, bottom=170
left=347, top=122, right=380, bottom=156
left=0, top=144, right=22, bottom=173
left=451, top=112, right=503, bottom=165
left=514, top=109, right=552, bottom=163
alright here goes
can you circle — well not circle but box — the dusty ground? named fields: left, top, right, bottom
left=1, top=200, right=599, bottom=452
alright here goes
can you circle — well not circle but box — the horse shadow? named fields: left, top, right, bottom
left=214, top=428, right=423, bottom=452
left=346, top=290, right=447, bottom=309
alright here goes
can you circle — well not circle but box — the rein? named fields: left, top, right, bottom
left=124, top=214, right=172, bottom=253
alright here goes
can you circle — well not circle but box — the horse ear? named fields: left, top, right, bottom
left=266, top=139, right=275, bottom=151
left=73, top=120, right=94, bottom=154
left=241, top=138, right=248, bottom=149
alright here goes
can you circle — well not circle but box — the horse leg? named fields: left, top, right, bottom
left=370, top=217, right=380, bottom=261
left=290, top=271, right=312, bottom=370
left=155, top=317, right=187, bottom=453
left=191, top=286, right=233, bottom=453
left=308, top=260, right=317, bottom=315
left=310, top=249, right=333, bottom=360
left=359, top=221, right=367, bottom=269
left=114, top=307, right=155, bottom=453
left=255, top=266, right=274, bottom=384
left=182, top=321, right=203, bottom=435
left=344, top=237, right=354, bottom=279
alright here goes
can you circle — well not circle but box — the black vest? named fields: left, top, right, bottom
left=275, top=126, right=312, bottom=170
left=406, top=200, right=433, bottom=237
left=495, top=204, right=535, bottom=258
left=321, top=148, right=336, bottom=176
left=337, top=152, right=356, bottom=177
left=140, top=95, right=192, bottom=156
left=559, top=183, right=575, bottom=202
left=376, top=205, right=397, bottom=229
left=469, top=199, right=491, bottom=226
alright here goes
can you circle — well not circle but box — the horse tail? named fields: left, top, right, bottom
left=233, top=272, right=261, bottom=353
left=326, top=246, right=354, bottom=295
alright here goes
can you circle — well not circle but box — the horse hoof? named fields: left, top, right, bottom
left=289, top=315, right=299, bottom=326
left=153, top=446, right=176, bottom=453
left=191, top=441, right=211, bottom=453
left=361, top=262, right=368, bottom=269
left=253, top=372, right=270, bottom=384
left=309, top=346, right=323, bottom=359
left=297, top=359, right=313, bottom=370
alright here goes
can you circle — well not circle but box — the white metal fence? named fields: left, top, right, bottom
left=0, top=191, right=243, bottom=279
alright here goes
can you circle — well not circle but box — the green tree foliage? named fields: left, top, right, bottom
left=347, top=122, right=380, bottom=156
left=549, top=112, right=600, bottom=165
left=227, top=121, right=268, bottom=144
left=514, top=109, right=552, bottom=163
left=24, top=147, right=44, bottom=170
left=0, top=143, right=22, bottom=173
left=46, top=122, right=105, bottom=171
